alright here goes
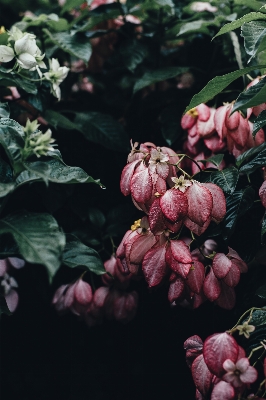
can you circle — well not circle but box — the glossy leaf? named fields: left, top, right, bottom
left=253, top=109, right=266, bottom=136
left=74, top=112, right=130, bottom=152
left=0, top=211, right=65, bottom=281
left=0, top=118, right=24, bottom=167
left=192, top=355, right=213, bottom=397
left=236, top=142, right=266, bottom=168
left=184, top=65, right=266, bottom=113
left=222, top=188, right=255, bottom=241
left=213, top=12, right=266, bottom=38
left=142, top=245, right=167, bottom=287
left=62, top=235, right=105, bottom=275
left=43, top=29, right=92, bottom=63
left=241, top=20, right=266, bottom=61
left=233, top=76, right=266, bottom=113
left=133, top=67, right=188, bottom=93
left=239, top=145, right=266, bottom=174
left=0, top=102, right=10, bottom=118
left=198, top=154, right=224, bottom=168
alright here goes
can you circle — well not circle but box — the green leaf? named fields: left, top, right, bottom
left=0, top=102, right=10, bottom=118
left=75, top=4, right=120, bottom=31
left=184, top=64, right=266, bottom=113
left=0, top=183, right=15, bottom=198
left=0, top=71, right=37, bottom=94
left=61, top=0, right=85, bottom=13
left=177, top=20, right=216, bottom=37
left=88, top=207, right=105, bottom=228
left=222, top=187, right=255, bottom=241
left=234, top=0, right=265, bottom=11
left=0, top=118, right=24, bottom=168
left=253, top=109, right=266, bottom=136
left=0, top=211, right=66, bottom=281
left=256, top=285, right=266, bottom=298
left=119, top=40, right=147, bottom=72
left=62, top=235, right=105, bottom=275
left=74, top=111, right=129, bottom=152
left=241, top=20, right=266, bottom=61
left=210, top=166, right=239, bottom=194
left=23, top=158, right=103, bottom=186
left=232, top=76, right=266, bottom=113
left=133, top=67, right=188, bottom=93
left=43, top=29, right=92, bottom=63
left=239, top=144, right=266, bottom=174
left=236, top=142, right=266, bottom=167
left=198, top=154, right=224, bottom=168
left=213, top=12, right=266, bottom=39
left=44, top=109, right=77, bottom=130
left=248, top=309, right=266, bottom=325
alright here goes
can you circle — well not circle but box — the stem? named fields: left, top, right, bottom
left=16, top=72, right=43, bottom=82
left=229, top=307, right=266, bottom=333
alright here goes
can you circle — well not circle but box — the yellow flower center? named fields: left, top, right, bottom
left=131, top=219, right=141, bottom=231
left=186, top=108, right=198, bottom=118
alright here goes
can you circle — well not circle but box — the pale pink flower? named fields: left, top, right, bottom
left=223, top=358, right=258, bottom=388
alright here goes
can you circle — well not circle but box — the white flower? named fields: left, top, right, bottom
left=44, top=58, right=69, bottom=100
left=190, top=2, right=217, bottom=12
left=0, top=45, right=15, bottom=62
left=171, top=175, right=192, bottom=192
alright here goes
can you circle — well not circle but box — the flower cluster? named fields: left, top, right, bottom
left=181, top=89, right=265, bottom=173
left=0, top=27, right=69, bottom=100
left=52, top=256, right=138, bottom=326
left=22, top=119, right=56, bottom=159
left=184, top=332, right=258, bottom=399
left=0, top=257, right=25, bottom=312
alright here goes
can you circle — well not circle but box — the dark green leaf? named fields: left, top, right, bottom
left=232, top=76, right=266, bottom=113
left=74, top=111, right=129, bottom=152
left=24, top=158, right=103, bottom=186
left=253, top=109, right=266, bottom=136
left=248, top=309, right=266, bottom=325
left=213, top=12, right=266, bottom=39
left=133, top=67, right=188, bottom=93
left=210, top=166, right=239, bottom=194
left=0, top=118, right=24, bottom=168
left=76, top=4, right=120, bottom=31
left=43, top=29, right=92, bottom=63
left=184, top=65, right=266, bottom=113
left=222, top=187, right=255, bottom=240
left=177, top=20, right=216, bottom=37
left=0, top=211, right=66, bottom=281
left=236, top=142, right=266, bottom=167
left=62, top=235, right=105, bottom=275
left=44, top=110, right=77, bottom=130
left=88, top=207, right=106, bottom=228
left=0, top=102, right=10, bottom=118
left=120, top=40, right=147, bottom=72
left=241, top=20, right=266, bottom=61
left=256, top=284, right=266, bottom=298
left=199, top=154, right=224, bottom=168
left=239, top=144, right=266, bottom=174
left=0, top=71, right=37, bottom=94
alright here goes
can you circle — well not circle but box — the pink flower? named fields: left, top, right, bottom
left=222, top=358, right=258, bottom=388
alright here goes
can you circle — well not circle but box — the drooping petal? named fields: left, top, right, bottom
left=149, top=198, right=167, bottom=235
left=184, top=216, right=211, bottom=236
left=74, top=280, right=93, bottom=305
left=186, top=182, right=213, bottom=226
left=156, top=162, right=169, bottom=180
left=131, top=167, right=153, bottom=203
left=197, top=103, right=211, bottom=121
left=225, top=107, right=239, bottom=130
left=170, top=240, right=192, bottom=264
left=5, top=289, right=19, bottom=312
left=203, top=183, right=226, bottom=223
left=159, top=189, right=188, bottom=222
left=197, top=108, right=216, bottom=138
left=120, top=159, right=140, bottom=196
left=186, top=261, right=205, bottom=294
left=240, top=365, right=258, bottom=384
left=223, top=263, right=240, bottom=287
left=259, top=180, right=266, bottom=208
left=214, top=105, right=228, bottom=140
left=170, top=259, right=192, bottom=278
left=210, top=381, right=235, bottom=400
left=130, top=233, right=157, bottom=264
left=192, top=354, right=213, bottom=396
left=203, top=269, right=221, bottom=301
left=203, top=332, right=239, bottom=377
left=227, top=116, right=250, bottom=148
left=212, top=253, right=232, bottom=279
left=142, top=244, right=167, bottom=287
left=215, top=283, right=236, bottom=310
left=168, top=276, right=185, bottom=302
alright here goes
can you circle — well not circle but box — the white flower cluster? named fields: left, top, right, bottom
left=0, top=27, right=69, bottom=100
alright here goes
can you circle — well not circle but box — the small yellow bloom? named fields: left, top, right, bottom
left=0, top=26, right=6, bottom=34
left=131, top=219, right=141, bottom=231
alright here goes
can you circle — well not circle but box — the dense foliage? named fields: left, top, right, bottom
left=3, top=0, right=266, bottom=398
